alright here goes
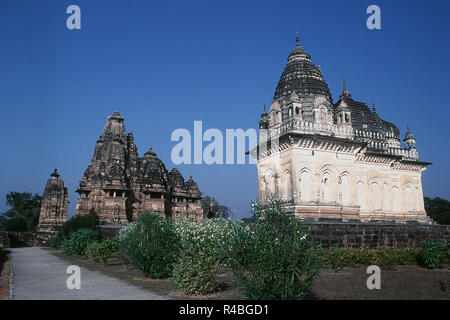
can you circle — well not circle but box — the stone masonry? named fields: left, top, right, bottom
left=76, top=112, right=203, bottom=224
left=36, top=169, right=69, bottom=241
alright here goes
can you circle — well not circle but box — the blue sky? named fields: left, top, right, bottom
left=1, top=0, right=449, bottom=219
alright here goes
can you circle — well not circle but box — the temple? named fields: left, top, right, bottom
left=254, top=34, right=431, bottom=222
left=75, top=112, right=203, bottom=224
left=37, top=169, right=69, bottom=240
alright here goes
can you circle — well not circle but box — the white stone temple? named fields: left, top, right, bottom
left=253, top=34, right=431, bottom=222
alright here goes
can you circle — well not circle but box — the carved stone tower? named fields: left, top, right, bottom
left=37, top=169, right=69, bottom=240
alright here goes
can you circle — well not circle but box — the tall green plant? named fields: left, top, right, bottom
left=221, top=198, right=322, bottom=300
left=420, top=241, right=448, bottom=268
left=119, top=212, right=179, bottom=278
left=61, top=228, right=103, bottom=256
left=172, top=218, right=232, bottom=294
left=58, top=213, right=99, bottom=240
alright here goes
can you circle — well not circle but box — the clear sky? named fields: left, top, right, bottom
left=1, top=0, right=449, bottom=220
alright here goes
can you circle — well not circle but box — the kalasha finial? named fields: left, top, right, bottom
left=295, top=32, right=299, bottom=45
left=51, top=168, right=60, bottom=178
left=372, top=100, right=376, bottom=113
left=264, top=104, right=266, bottom=112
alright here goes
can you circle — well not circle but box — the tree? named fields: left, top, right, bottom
left=424, top=197, right=450, bottom=225
left=201, top=196, right=231, bottom=219
left=1, top=192, right=42, bottom=231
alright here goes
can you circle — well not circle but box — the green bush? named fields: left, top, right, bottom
left=174, top=218, right=232, bottom=260
left=87, top=239, right=118, bottom=264
left=58, top=214, right=99, bottom=240
left=47, top=236, right=63, bottom=249
left=86, top=241, right=100, bottom=260
left=171, top=218, right=232, bottom=294
left=172, top=253, right=219, bottom=295
left=4, top=217, right=28, bottom=231
left=118, top=212, right=180, bottom=278
left=61, top=228, right=103, bottom=256
left=318, top=246, right=422, bottom=271
left=221, top=199, right=322, bottom=300
left=420, top=241, right=448, bottom=268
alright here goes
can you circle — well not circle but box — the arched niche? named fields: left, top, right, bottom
left=356, top=181, right=365, bottom=210
left=299, top=168, right=310, bottom=202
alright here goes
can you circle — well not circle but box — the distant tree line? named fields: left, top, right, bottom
left=201, top=196, right=231, bottom=219
left=0, top=192, right=42, bottom=231
left=0, top=192, right=449, bottom=231
left=424, top=197, right=450, bottom=225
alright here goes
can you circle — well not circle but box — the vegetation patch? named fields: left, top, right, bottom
left=118, top=212, right=179, bottom=279
left=61, top=228, right=103, bottom=256
left=220, top=199, right=322, bottom=300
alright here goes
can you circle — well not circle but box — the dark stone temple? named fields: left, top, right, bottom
left=36, top=169, right=69, bottom=240
left=75, top=112, right=203, bottom=224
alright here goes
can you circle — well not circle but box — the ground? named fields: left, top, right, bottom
left=48, top=248, right=449, bottom=300
left=0, top=249, right=10, bottom=300
left=49, top=248, right=241, bottom=300
left=3, top=246, right=449, bottom=300
left=9, top=247, right=166, bottom=300
left=311, top=266, right=449, bottom=300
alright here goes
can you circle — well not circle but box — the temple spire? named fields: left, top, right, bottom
left=51, top=168, right=60, bottom=178
left=340, top=79, right=351, bottom=99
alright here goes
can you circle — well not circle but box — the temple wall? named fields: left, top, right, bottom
left=98, top=222, right=449, bottom=249
left=304, top=221, right=450, bottom=248
left=257, top=146, right=427, bottom=222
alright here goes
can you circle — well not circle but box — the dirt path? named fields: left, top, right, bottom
left=10, top=247, right=168, bottom=300
left=0, top=249, right=10, bottom=300
left=311, top=265, right=450, bottom=300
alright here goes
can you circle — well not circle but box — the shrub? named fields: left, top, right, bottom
left=221, top=198, right=322, bottom=300
left=87, top=239, right=118, bottom=264
left=172, top=253, right=219, bottom=295
left=420, top=241, right=448, bottom=268
left=3, top=217, right=28, bottom=232
left=58, top=214, right=99, bottom=240
left=62, top=228, right=103, bottom=256
left=318, top=247, right=422, bottom=270
left=61, top=239, right=71, bottom=255
left=86, top=241, right=100, bottom=260
left=119, top=212, right=179, bottom=278
left=174, top=218, right=232, bottom=260
left=47, top=236, right=63, bottom=249
left=171, top=218, right=232, bottom=294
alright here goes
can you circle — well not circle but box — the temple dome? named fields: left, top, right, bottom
left=136, top=147, right=169, bottom=188
left=273, top=35, right=332, bottom=101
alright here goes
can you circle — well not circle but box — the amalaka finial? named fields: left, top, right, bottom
left=51, top=168, right=60, bottom=178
